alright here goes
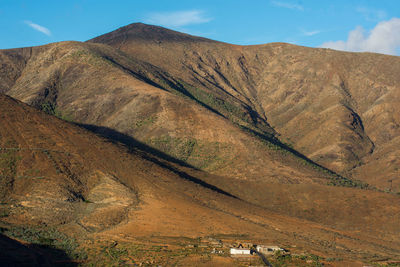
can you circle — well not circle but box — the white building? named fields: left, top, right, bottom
left=230, top=248, right=251, bottom=255
left=256, top=245, right=285, bottom=255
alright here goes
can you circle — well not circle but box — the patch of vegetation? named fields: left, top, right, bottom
left=99, top=244, right=129, bottom=266
left=188, top=141, right=232, bottom=171
left=327, top=174, right=369, bottom=189
left=238, top=124, right=284, bottom=151
left=147, top=135, right=196, bottom=162
left=326, top=257, right=343, bottom=262
left=41, top=102, right=73, bottom=121
left=0, top=151, right=17, bottom=177
left=0, top=210, right=9, bottom=218
left=17, top=175, right=45, bottom=180
left=42, top=149, right=63, bottom=174
left=134, top=116, right=157, bottom=128
left=84, top=239, right=230, bottom=267
left=16, top=168, right=45, bottom=180
left=0, top=149, right=19, bottom=198
left=155, top=78, right=264, bottom=130
left=147, top=135, right=232, bottom=170
left=269, top=252, right=325, bottom=267
left=185, top=83, right=247, bottom=122
left=68, top=49, right=114, bottom=68
left=0, top=225, right=86, bottom=260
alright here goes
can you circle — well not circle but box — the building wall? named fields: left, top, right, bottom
left=230, top=248, right=251, bottom=255
left=256, top=246, right=283, bottom=254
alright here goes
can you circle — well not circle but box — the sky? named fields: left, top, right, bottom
left=0, top=0, right=399, bottom=55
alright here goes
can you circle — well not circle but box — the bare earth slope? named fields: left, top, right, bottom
left=0, top=47, right=32, bottom=94
left=4, top=39, right=341, bottom=187
left=89, top=23, right=400, bottom=190
left=1, top=94, right=400, bottom=265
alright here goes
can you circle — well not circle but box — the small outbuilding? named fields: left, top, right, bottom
left=230, top=248, right=251, bottom=255
left=256, top=245, right=286, bottom=255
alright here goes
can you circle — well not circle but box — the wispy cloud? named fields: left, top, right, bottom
left=356, top=6, right=387, bottom=22
left=24, top=21, right=51, bottom=36
left=145, top=10, right=212, bottom=28
left=320, top=18, right=400, bottom=56
left=271, top=1, right=304, bottom=11
left=301, top=29, right=321, bottom=36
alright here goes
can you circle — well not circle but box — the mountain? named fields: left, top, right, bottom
left=1, top=32, right=380, bottom=230
left=3, top=40, right=320, bottom=185
left=89, top=23, right=400, bottom=191
left=1, top=23, right=400, bottom=265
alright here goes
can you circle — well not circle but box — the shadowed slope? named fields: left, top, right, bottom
left=88, top=23, right=400, bottom=190
left=0, top=233, right=77, bottom=267
left=5, top=40, right=345, bottom=188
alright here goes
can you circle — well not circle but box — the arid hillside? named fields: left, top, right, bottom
left=1, top=94, right=400, bottom=266
left=3, top=25, right=399, bottom=191
left=90, top=23, right=400, bottom=191
left=3, top=38, right=343, bottom=188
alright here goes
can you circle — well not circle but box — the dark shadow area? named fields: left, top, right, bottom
left=253, top=249, right=272, bottom=267
left=239, top=124, right=327, bottom=165
left=239, top=124, right=370, bottom=188
left=156, top=73, right=226, bottom=118
left=75, top=123, right=193, bottom=168
left=150, top=156, right=239, bottom=199
left=101, top=55, right=169, bottom=92
left=0, top=234, right=77, bottom=267
left=241, top=124, right=342, bottom=170
left=75, top=123, right=239, bottom=199
left=101, top=53, right=225, bottom=119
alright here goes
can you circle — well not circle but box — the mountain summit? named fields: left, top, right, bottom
left=89, top=22, right=215, bottom=45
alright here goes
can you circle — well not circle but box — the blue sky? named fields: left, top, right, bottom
left=1, top=0, right=399, bottom=55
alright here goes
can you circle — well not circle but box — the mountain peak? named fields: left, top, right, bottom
left=88, top=22, right=214, bottom=45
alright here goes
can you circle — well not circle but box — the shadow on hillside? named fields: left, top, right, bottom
left=75, top=123, right=238, bottom=199
left=240, top=125, right=323, bottom=166
left=0, top=234, right=77, bottom=267
left=239, top=125, right=369, bottom=188
left=75, top=123, right=194, bottom=168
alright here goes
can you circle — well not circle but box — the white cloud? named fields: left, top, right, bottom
left=271, top=1, right=303, bottom=11
left=145, top=10, right=212, bottom=28
left=302, top=30, right=321, bottom=36
left=320, top=18, right=400, bottom=56
left=24, top=21, right=51, bottom=36
left=356, top=6, right=387, bottom=22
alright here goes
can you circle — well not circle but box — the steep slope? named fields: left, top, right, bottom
left=89, top=23, right=400, bottom=190
left=1, top=94, right=400, bottom=265
left=0, top=47, right=32, bottom=93
left=5, top=40, right=341, bottom=187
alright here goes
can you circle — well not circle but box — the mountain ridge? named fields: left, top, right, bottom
left=87, top=23, right=400, bottom=189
